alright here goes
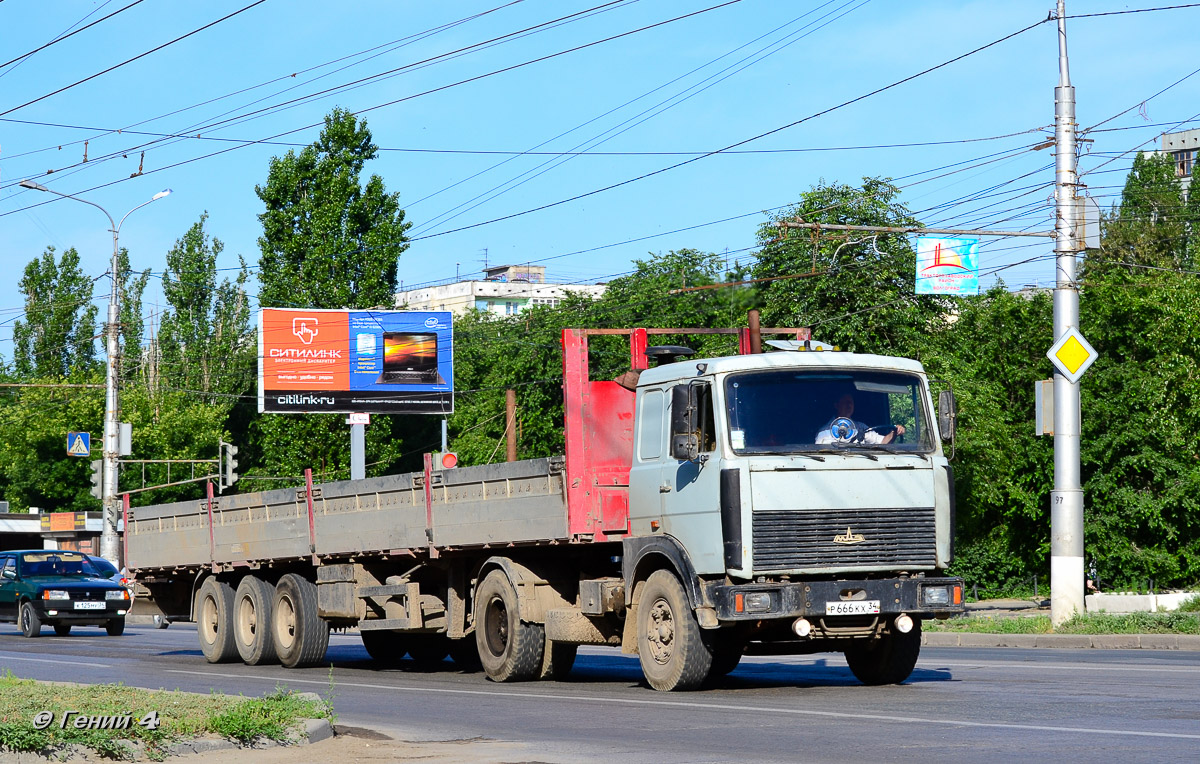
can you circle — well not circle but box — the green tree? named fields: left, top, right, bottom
left=157, top=214, right=254, bottom=397
left=752, top=178, right=949, bottom=355
left=256, top=107, right=411, bottom=310
left=12, top=247, right=99, bottom=378
left=116, top=247, right=150, bottom=382
left=0, top=385, right=104, bottom=512
left=1096, top=152, right=1194, bottom=273
left=252, top=108, right=413, bottom=484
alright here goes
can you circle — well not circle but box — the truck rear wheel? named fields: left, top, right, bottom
left=361, top=630, right=406, bottom=667
left=542, top=641, right=577, bottom=681
left=475, top=569, right=544, bottom=682
left=272, top=574, right=329, bottom=668
left=196, top=578, right=237, bottom=663
left=234, top=576, right=277, bottom=665
left=637, top=570, right=712, bottom=691
left=844, top=620, right=922, bottom=685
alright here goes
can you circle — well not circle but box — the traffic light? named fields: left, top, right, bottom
left=89, top=459, right=103, bottom=499
left=220, top=442, right=239, bottom=492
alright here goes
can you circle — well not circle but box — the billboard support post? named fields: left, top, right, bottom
left=350, top=423, right=365, bottom=480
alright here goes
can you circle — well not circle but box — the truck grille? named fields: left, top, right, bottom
left=752, top=507, right=936, bottom=570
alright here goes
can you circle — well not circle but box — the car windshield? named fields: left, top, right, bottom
left=18, top=551, right=101, bottom=578
left=87, top=556, right=119, bottom=577
left=724, top=369, right=932, bottom=454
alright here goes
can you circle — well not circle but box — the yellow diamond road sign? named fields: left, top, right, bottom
left=1047, top=327, right=1097, bottom=384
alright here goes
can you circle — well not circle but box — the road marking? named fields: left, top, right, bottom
left=919, top=659, right=1200, bottom=674
left=164, top=670, right=1200, bottom=740
left=0, top=653, right=111, bottom=668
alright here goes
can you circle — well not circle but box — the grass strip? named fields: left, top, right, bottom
left=926, top=609, right=1200, bottom=635
left=0, top=671, right=331, bottom=760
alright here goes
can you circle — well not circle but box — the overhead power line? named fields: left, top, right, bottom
left=0, top=0, right=270, bottom=117
left=0, top=0, right=145, bottom=72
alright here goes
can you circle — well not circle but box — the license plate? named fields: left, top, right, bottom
left=825, top=600, right=880, bottom=616
left=73, top=601, right=105, bottom=610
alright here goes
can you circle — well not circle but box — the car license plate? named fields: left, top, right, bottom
left=74, top=601, right=105, bottom=610
left=825, top=600, right=880, bottom=616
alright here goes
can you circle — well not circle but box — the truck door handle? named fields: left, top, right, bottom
left=659, top=484, right=672, bottom=493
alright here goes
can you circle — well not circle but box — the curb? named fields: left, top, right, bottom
left=923, top=632, right=1200, bottom=650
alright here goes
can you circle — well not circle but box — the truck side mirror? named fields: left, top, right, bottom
left=938, top=390, right=957, bottom=442
left=670, top=384, right=700, bottom=461
left=1, top=568, right=15, bottom=580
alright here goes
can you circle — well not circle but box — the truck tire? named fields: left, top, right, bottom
left=541, top=641, right=578, bottom=681
left=19, top=601, right=41, bottom=638
left=637, top=569, right=712, bottom=691
left=234, top=576, right=278, bottom=665
left=475, top=569, right=544, bottom=682
left=448, top=637, right=482, bottom=672
left=361, top=630, right=406, bottom=667
left=272, top=574, right=330, bottom=668
left=706, top=632, right=745, bottom=680
left=196, top=578, right=237, bottom=662
left=407, top=635, right=450, bottom=667
left=844, top=620, right=922, bottom=686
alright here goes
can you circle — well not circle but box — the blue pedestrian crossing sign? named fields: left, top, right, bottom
left=66, top=432, right=91, bottom=457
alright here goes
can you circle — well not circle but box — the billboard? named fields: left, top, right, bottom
left=915, top=236, right=979, bottom=296
left=258, top=308, right=453, bottom=414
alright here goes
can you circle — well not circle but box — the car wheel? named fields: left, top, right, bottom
left=106, top=619, right=125, bottom=637
left=19, top=601, right=42, bottom=638
left=152, top=614, right=170, bottom=629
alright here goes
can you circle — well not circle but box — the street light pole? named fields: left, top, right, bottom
left=1050, top=0, right=1084, bottom=626
left=19, top=180, right=171, bottom=566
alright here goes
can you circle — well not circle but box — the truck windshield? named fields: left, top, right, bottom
left=724, top=369, right=932, bottom=454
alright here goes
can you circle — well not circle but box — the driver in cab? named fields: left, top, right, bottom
left=816, top=392, right=904, bottom=445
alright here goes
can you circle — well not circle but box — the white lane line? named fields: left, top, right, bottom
left=919, top=659, right=1200, bottom=674
left=0, top=653, right=111, bottom=668
left=164, top=670, right=1200, bottom=741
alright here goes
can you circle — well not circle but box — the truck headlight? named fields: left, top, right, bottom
left=106, top=590, right=130, bottom=601
left=922, top=586, right=950, bottom=606
left=42, top=590, right=70, bottom=600
left=744, top=592, right=773, bottom=612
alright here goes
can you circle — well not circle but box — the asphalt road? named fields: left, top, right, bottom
left=1, top=623, right=1198, bottom=763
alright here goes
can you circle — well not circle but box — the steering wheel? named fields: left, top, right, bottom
left=850, top=424, right=898, bottom=444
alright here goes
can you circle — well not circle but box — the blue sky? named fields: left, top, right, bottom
left=2, top=0, right=1197, bottom=360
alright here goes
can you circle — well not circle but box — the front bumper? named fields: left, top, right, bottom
left=708, top=576, right=965, bottom=621
left=37, top=601, right=128, bottom=622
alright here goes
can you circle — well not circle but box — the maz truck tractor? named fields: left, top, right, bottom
left=128, top=327, right=964, bottom=691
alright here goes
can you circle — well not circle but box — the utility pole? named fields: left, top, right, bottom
left=19, top=180, right=171, bottom=566
left=1050, top=0, right=1085, bottom=626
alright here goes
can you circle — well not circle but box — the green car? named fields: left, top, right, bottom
left=0, top=550, right=130, bottom=637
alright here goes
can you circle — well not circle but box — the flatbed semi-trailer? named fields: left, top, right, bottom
left=129, top=327, right=964, bottom=691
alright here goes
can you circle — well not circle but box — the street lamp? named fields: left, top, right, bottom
left=19, top=179, right=172, bottom=566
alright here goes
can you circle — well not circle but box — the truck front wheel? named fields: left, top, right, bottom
left=272, top=574, right=330, bottom=668
left=844, top=620, right=922, bottom=685
left=475, top=569, right=544, bottom=682
left=637, top=570, right=712, bottom=691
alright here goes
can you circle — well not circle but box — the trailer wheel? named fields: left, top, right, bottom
left=234, top=576, right=278, bottom=665
left=637, top=569, right=712, bottom=691
left=196, top=578, right=237, bottom=662
left=475, top=569, right=544, bottom=682
left=272, top=574, right=329, bottom=668
left=361, top=630, right=406, bottom=667
left=844, top=620, right=922, bottom=686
